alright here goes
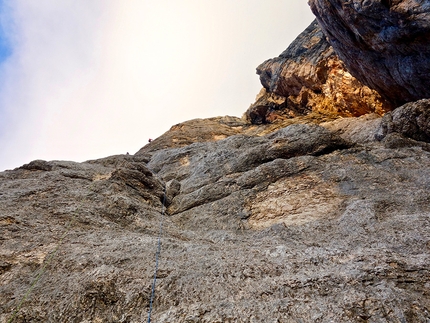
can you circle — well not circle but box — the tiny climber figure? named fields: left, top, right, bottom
left=148, top=138, right=153, bottom=143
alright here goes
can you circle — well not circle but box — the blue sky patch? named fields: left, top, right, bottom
left=0, top=38, right=12, bottom=62
left=0, top=0, right=12, bottom=64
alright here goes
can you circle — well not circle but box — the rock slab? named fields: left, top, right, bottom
left=1, top=115, right=430, bottom=322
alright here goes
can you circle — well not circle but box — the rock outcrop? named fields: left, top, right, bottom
left=2, top=6, right=430, bottom=323
left=376, top=99, right=430, bottom=143
left=1, top=113, right=430, bottom=322
left=309, top=0, right=430, bottom=106
left=246, top=20, right=391, bottom=124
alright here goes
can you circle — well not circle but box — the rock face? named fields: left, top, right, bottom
left=2, top=7, right=430, bottom=322
left=1, top=114, right=430, bottom=322
left=308, top=0, right=430, bottom=106
left=246, top=20, right=391, bottom=124
left=376, top=99, right=430, bottom=143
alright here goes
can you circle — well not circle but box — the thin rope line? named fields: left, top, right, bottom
left=147, top=188, right=167, bottom=323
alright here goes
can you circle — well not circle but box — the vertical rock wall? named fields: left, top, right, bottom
left=246, top=21, right=391, bottom=124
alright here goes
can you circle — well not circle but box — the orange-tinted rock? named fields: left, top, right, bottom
left=245, top=20, right=391, bottom=124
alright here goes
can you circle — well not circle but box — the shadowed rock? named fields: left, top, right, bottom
left=309, top=0, right=430, bottom=106
left=376, top=98, right=430, bottom=142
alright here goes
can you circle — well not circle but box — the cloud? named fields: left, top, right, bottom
left=0, top=0, right=314, bottom=171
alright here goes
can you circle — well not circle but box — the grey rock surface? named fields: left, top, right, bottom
left=4, top=5, right=430, bottom=321
left=376, top=99, right=430, bottom=143
left=309, top=0, right=430, bottom=106
left=1, top=115, right=430, bottom=322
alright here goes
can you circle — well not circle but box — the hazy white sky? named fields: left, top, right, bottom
left=0, top=1, right=314, bottom=171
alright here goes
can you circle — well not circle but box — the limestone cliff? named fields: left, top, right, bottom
left=2, top=8, right=430, bottom=323
left=2, top=100, right=430, bottom=322
left=245, top=20, right=392, bottom=124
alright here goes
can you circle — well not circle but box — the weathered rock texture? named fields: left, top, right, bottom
left=3, top=7, right=430, bottom=322
left=138, top=114, right=345, bottom=155
left=246, top=20, right=391, bottom=124
left=1, top=113, right=430, bottom=322
left=376, top=99, right=430, bottom=143
left=309, top=0, right=430, bottom=106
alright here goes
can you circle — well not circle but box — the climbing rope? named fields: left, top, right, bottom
left=112, top=158, right=167, bottom=322
left=147, top=187, right=167, bottom=323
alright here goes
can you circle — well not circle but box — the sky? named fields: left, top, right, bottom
left=0, top=0, right=314, bottom=171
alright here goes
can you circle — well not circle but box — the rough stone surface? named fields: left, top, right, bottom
left=138, top=113, right=344, bottom=156
left=3, top=6, right=430, bottom=321
left=309, top=0, right=430, bottom=106
left=1, top=113, right=430, bottom=322
left=376, top=99, right=430, bottom=143
left=245, top=20, right=391, bottom=124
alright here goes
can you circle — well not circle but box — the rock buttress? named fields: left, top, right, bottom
left=245, top=20, right=391, bottom=125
